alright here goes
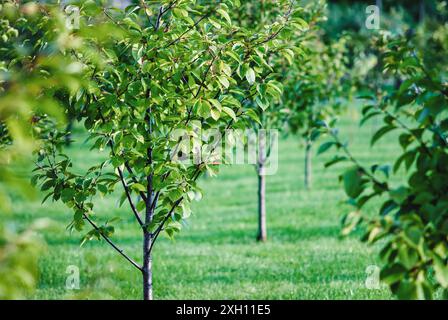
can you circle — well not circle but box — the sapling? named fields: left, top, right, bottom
left=34, top=0, right=304, bottom=299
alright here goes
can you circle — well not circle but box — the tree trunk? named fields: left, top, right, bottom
left=419, top=0, right=425, bottom=22
left=257, top=132, right=267, bottom=242
left=142, top=232, right=153, bottom=300
left=143, top=155, right=154, bottom=300
left=257, top=164, right=267, bottom=242
left=376, top=0, right=382, bottom=10
left=304, top=138, right=312, bottom=190
left=65, top=120, right=73, bottom=146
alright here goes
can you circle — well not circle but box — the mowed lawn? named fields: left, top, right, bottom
left=9, top=108, right=400, bottom=299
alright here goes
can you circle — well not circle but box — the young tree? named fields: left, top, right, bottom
left=33, top=0, right=304, bottom=299
left=230, top=0, right=313, bottom=241
left=254, top=0, right=350, bottom=192
left=284, top=34, right=349, bottom=189
left=321, top=32, right=448, bottom=299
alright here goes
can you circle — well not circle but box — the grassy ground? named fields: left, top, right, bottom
left=7, top=109, right=401, bottom=300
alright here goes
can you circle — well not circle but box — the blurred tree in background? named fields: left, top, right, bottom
left=0, top=1, right=76, bottom=299
left=319, top=1, right=448, bottom=299
left=0, top=0, right=118, bottom=299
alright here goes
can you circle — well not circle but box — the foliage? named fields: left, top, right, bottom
left=271, top=1, right=351, bottom=190
left=0, top=220, right=48, bottom=299
left=321, top=32, right=448, bottom=299
left=0, top=1, right=81, bottom=206
left=0, top=0, right=97, bottom=299
left=284, top=33, right=350, bottom=141
left=228, top=0, right=312, bottom=132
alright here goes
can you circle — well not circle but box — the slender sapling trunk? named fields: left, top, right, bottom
left=419, top=0, right=425, bottom=23
left=143, top=104, right=154, bottom=301
left=376, top=0, right=382, bottom=10
left=257, top=164, right=267, bottom=242
left=142, top=231, right=153, bottom=300
left=257, top=132, right=267, bottom=242
left=304, top=137, right=312, bottom=190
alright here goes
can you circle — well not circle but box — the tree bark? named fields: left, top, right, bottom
left=143, top=102, right=154, bottom=300
left=257, top=132, right=267, bottom=242
left=257, top=164, right=267, bottom=242
left=143, top=172, right=153, bottom=300
left=419, top=0, right=425, bottom=23
left=376, top=0, right=382, bottom=10
left=304, top=138, right=312, bottom=190
left=65, top=120, right=73, bottom=146
left=142, top=232, right=153, bottom=300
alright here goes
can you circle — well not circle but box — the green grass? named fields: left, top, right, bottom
left=6, top=109, right=401, bottom=299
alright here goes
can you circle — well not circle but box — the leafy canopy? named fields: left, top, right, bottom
left=33, top=0, right=304, bottom=248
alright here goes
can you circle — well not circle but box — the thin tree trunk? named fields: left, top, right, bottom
left=257, top=132, right=267, bottom=242
left=143, top=101, right=154, bottom=300
left=65, top=119, right=73, bottom=146
left=376, top=0, right=382, bottom=10
left=143, top=173, right=153, bottom=300
left=257, top=164, right=267, bottom=242
left=419, top=0, right=425, bottom=23
left=304, top=138, right=312, bottom=190
left=142, top=232, right=153, bottom=300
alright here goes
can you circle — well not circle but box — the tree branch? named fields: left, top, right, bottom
left=164, top=10, right=214, bottom=49
left=117, top=166, right=145, bottom=227
left=155, top=1, right=177, bottom=31
left=123, top=162, right=148, bottom=202
left=82, top=211, right=142, bottom=272
left=147, top=197, right=183, bottom=254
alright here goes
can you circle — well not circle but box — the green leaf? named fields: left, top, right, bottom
left=389, top=186, right=408, bottom=205
left=217, top=8, right=231, bottom=25
left=61, top=188, right=75, bottom=202
left=245, top=109, right=261, bottom=125
left=245, top=68, right=256, bottom=85
left=173, top=8, right=189, bottom=18
left=218, top=76, right=230, bottom=89
left=208, top=99, right=222, bottom=111
left=371, top=126, right=397, bottom=146
left=210, top=108, right=221, bottom=121
left=222, top=107, right=237, bottom=122
left=380, top=263, right=407, bottom=285
left=317, top=141, right=336, bottom=155
left=41, top=179, right=54, bottom=191
left=97, top=184, right=108, bottom=194
left=132, top=183, right=146, bottom=192
left=324, top=156, right=348, bottom=168
left=433, top=254, right=448, bottom=288
left=343, top=167, right=364, bottom=199
left=198, top=101, right=210, bottom=118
